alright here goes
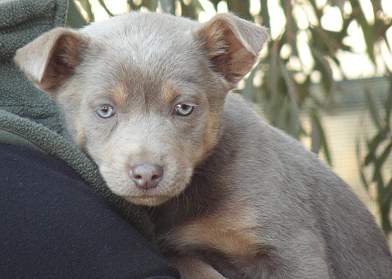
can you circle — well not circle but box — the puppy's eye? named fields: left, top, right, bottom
left=174, top=103, right=195, bottom=116
left=96, top=104, right=115, bottom=119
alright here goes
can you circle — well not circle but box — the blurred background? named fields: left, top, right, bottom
left=67, top=0, right=392, bottom=241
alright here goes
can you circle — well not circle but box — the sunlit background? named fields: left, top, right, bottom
left=68, top=0, right=392, bottom=242
left=78, top=0, right=392, bottom=79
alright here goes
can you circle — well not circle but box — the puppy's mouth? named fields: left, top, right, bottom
left=127, top=194, right=172, bottom=206
left=100, top=161, right=193, bottom=206
left=124, top=170, right=192, bottom=206
left=123, top=168, right=192, bottom=206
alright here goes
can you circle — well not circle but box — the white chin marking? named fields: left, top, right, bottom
left=126, top=195, right=171, bottom=206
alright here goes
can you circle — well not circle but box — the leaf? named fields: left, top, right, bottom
left=143, top=0, right=158, bottom=11
left=127, top=0, right=139, bottom=10
left=77, top=0, right=94, bottom=22
left=312, top=48, right=334, bottom=95
left=372, top=142, right=392, bottom=182
left=259, top=0, right=270, bottom=27
left=380, top=199, right=392, bottom=234
left=180, top=0, right=202, bottom=19
left=276, top=97, right=289, bottom=132
left=308, top=0, right=322, bottom=22
left=297, top=76, right=311, bottom=104
left=379, top=206, right=392, bottom=234
left=310, top=27, right=341, bottom=57
left=159, top=0, right=175, bottom=14
left=365, top=89, right=382, bottom=130
left=350, top=0, right=377, bottom=64
left=374, top=168, right=391, bottom=233
left=364, top=131, right=387, bottom=166
left=280, top=60, right=301, bottom=138
left=359, top=167, right=370, bottom=192
left=373, top=165, right=385, bottom=203
left=281, top=0, right=298, bottom=53
left=355, top=138, right=370, bottom=191
left=381, top=177, right=392, bottom=207
left=267, top=41, right=281, bottom=120
left=329, top=0, right=345, bottom=12
left=311, top=111, right=321, bottom=154
left=269, top=42, right=279, bottom=97
left=209, top=0, right=220, bottom=10
left=226, top=0, right=251, bottom=20
left=66, top=0, right=88, bottom=27
left=318, top=119, right=332, bottom=165
left=385, top=82, right=392, bottom=124
left=310, top=109, right=332, bottom=165
left=97, top=0, right=114, bottom=16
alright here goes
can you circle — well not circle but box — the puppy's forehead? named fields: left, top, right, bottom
left=108, top=80, right=198, bottom=111
left=82, top=12, right=198, bottom=39
left=82, top=12, right=199, bottom=64
left=82, top=13, right=208, bottom=105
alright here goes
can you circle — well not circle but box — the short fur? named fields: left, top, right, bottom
left=15, top=12, right=392, bottom=279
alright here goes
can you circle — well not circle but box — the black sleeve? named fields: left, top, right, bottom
left=0, top=144, right=179, bottom=279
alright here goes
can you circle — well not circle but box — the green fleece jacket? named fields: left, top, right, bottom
left=0, top=0, right=152, bottom=237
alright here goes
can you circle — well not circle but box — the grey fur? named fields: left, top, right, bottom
left=15, top=12, right=392, bottom=279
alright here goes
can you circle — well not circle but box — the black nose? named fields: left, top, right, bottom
left=129, top=163, right=163, bottom=190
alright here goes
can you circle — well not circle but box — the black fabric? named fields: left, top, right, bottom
left=0, top=144, right=179, bottom=279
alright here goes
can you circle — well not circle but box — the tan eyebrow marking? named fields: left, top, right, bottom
left=111, top=83, right=128, bottom=107
left=161, top=83, right=179, bottom=104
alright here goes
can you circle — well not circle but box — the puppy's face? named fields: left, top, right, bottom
left=15, top=12, right=268, bottom=206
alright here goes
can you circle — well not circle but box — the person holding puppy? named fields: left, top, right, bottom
left=0, top=1, right=179, bottom=278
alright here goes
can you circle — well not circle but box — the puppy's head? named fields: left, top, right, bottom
left=15, top=12, right=268, bottom=206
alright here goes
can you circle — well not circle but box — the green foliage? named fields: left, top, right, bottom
left=356, top=80, right=392, bottom=235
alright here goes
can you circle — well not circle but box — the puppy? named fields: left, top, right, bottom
left=15, top=12, right=392, bottom=279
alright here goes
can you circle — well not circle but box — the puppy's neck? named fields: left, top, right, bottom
left=151, top=116, right=232, bottom=230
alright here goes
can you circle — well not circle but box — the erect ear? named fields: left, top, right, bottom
left=194, top=13, right=269, bottom=88
left=14, top=27, right=89, bottom=94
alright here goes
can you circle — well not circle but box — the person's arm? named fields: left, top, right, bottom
left=0, top=144, right=179, bottom=279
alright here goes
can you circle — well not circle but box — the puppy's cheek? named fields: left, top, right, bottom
left=98, top=163, right=132, bottom=196
left=192, top=112, right=221, bottom=166
left=159, top=151, right=194, bottom=197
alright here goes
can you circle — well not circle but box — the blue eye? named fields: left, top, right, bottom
left=174, top=103, right=195, bottom=116
left=96, top=104, right=115, bottom=119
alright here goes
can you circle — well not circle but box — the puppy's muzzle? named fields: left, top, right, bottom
left=129, top=163, right=163, bottom=190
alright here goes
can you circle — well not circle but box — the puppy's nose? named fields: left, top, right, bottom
left=129, top=163, right=163, bottom=190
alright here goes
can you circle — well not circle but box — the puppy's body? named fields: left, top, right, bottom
left=15, top=12, right=392, bottom=279
left=154, top=93, right=392, bottom=278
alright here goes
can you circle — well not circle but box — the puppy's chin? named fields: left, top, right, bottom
left=126, top=195, right=172, bottom=206
left=106, top=179, right=190, bottom=207
left=123, top=180, right=190, bottom=206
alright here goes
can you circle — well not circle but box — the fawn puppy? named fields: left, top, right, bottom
left=15, top=12, right=392, bottom=279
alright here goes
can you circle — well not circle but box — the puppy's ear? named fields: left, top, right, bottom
left=14, top=27, right=88, bottom=94
left=194, top=13, right=269, bottom=88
